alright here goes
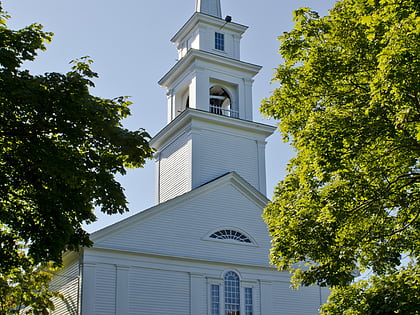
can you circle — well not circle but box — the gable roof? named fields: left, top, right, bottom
left=90, top=171, right=269, bottom=244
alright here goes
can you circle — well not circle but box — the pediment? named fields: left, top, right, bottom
left=90, top=172, right=272, bottom=267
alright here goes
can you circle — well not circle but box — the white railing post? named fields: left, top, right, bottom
left=209, top=104, right=239, bottom=118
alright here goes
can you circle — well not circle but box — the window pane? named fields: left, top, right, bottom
left=215, top=32, right=225, bottom=51
left=224, top=272, right=240, bottom=315
left=211, top=284, right=220, bottom=315
left=245, top=288, right=253, bottom=315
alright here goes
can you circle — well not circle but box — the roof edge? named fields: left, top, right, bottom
left=90, top=171, right=269, bottom=243
left=171, top=12, right=248, bottom=44
left=150, top=108, right=275, bottom=150
left=158, top=49, right=261, bottom=88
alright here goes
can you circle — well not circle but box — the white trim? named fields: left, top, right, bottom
left=159, top=49, right=261, bottom=88
left=150, top=108, right=275, bottom=150
left=171, top=12, right=247, bottom=45
left=259, top=280, right=273, bottom=315
left=208, top=279, right=222, bottom=315
left=191, top=273, right=205, bottom=314
left=80, top=263, right=96, bottom=314
left=115, top=265, right=129, bottom=314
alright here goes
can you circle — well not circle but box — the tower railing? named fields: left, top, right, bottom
left=209, top=104, right=239, bottom=118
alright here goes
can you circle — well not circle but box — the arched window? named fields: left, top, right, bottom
left=210, top=271, right=254, bottom=315
left=210, top=229, right=252, bottom=244
left=224, top=271, right=240, bottom=314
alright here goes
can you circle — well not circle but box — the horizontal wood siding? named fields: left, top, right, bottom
left=128, top=267, right=189, bottom=314
left=80, top=248, right=326, bottom=315
left=94, top=264, right=116, bottom=314
left=50, top=260, right=79, bottom=315
left=272, top=282, right=322, bottom=315
left=198, top=129, right=259, bottom=190
left=101, top=183, right=272, bottom=267
left=159, top=133, right=191, bottom=202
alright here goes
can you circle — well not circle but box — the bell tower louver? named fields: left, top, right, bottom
left=151, top=0, right=275, bottom=204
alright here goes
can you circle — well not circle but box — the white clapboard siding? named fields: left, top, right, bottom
left=152, top=109, right=275, bottom=202
left=50, top=258, right=80, bottom=315
left=197, top=128, right=259, bottom=190
left=159, top=132, right=192, bottom=203
left=94, top=177, right=272, bottom=268
left=79, top=245, right=325, bottom=315
left=128, top=267, right=189, bottom=314
left=50, top=278, right=79, bottom=315
left=94, top=263, right=117, bottom=315
left=272, top=282, right=325, bottom=315
left=84, top=173, right=328, bottom=314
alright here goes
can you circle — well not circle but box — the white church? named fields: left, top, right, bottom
left=50, top=0, right=329, bottom=314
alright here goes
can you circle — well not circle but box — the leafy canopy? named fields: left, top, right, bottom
left=321, top=263, right=420, bottom=314
left=261, top=0, right=419, bottom=312
left=0, top=7, right=154, bottom=274
left=0, top=262, right=62, bottom=314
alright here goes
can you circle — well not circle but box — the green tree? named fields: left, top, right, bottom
left=261, top=0, right=419, bottom=313
left=0, top=263, right=61, bottom=314
left=321, top=263, right=420, bottom=314
left=0, top=7, right=153, bottom=275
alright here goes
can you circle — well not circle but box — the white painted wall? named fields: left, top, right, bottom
left=77, top=249, right=326, bottom=315
left=95, top=180, right=272, bottom=267
left=157, top=131, right=192, bottom=203
left=128, top=266, right=190, bottom=314
left=53, top=175, right=328, bottom=314
left=196, top=128, right=260, bottom=190
left=151, top=110, right=274, bottom=203
left=50, top=257, right=80, bottom=315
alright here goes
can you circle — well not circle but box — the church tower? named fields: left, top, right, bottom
left=151, top=0, right=275, bottom=204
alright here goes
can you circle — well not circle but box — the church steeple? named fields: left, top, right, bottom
left=195, top=0, right=222, bottom=18
left=151, top=0, right=275, bottom=204
left=160, top=8, right=256, bottom=122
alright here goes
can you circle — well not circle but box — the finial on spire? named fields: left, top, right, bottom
left=195, top=0, right=222, bottom=18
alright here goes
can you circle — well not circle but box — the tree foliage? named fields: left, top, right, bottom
left=261, top=0, right=419, bottom=312
left=321, top=263, right=420, bottom=314
left=0, top=7, right=153, bottom=275
left=0, top=263, right=61, bottom=314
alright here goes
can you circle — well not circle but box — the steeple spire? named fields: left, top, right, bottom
left=195, top=0, right=222, bottom=18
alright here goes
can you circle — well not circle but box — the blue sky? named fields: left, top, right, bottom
left=4, top=0, right=337, bottom=232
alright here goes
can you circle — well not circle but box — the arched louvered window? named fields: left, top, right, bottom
left=210, top=229, right=252, bottom=243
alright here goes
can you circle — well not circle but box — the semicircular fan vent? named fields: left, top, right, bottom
left=209, top=229, right=252, bottom=243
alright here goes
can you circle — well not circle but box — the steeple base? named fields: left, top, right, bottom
left=151, top=109, right=275, bottom=204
